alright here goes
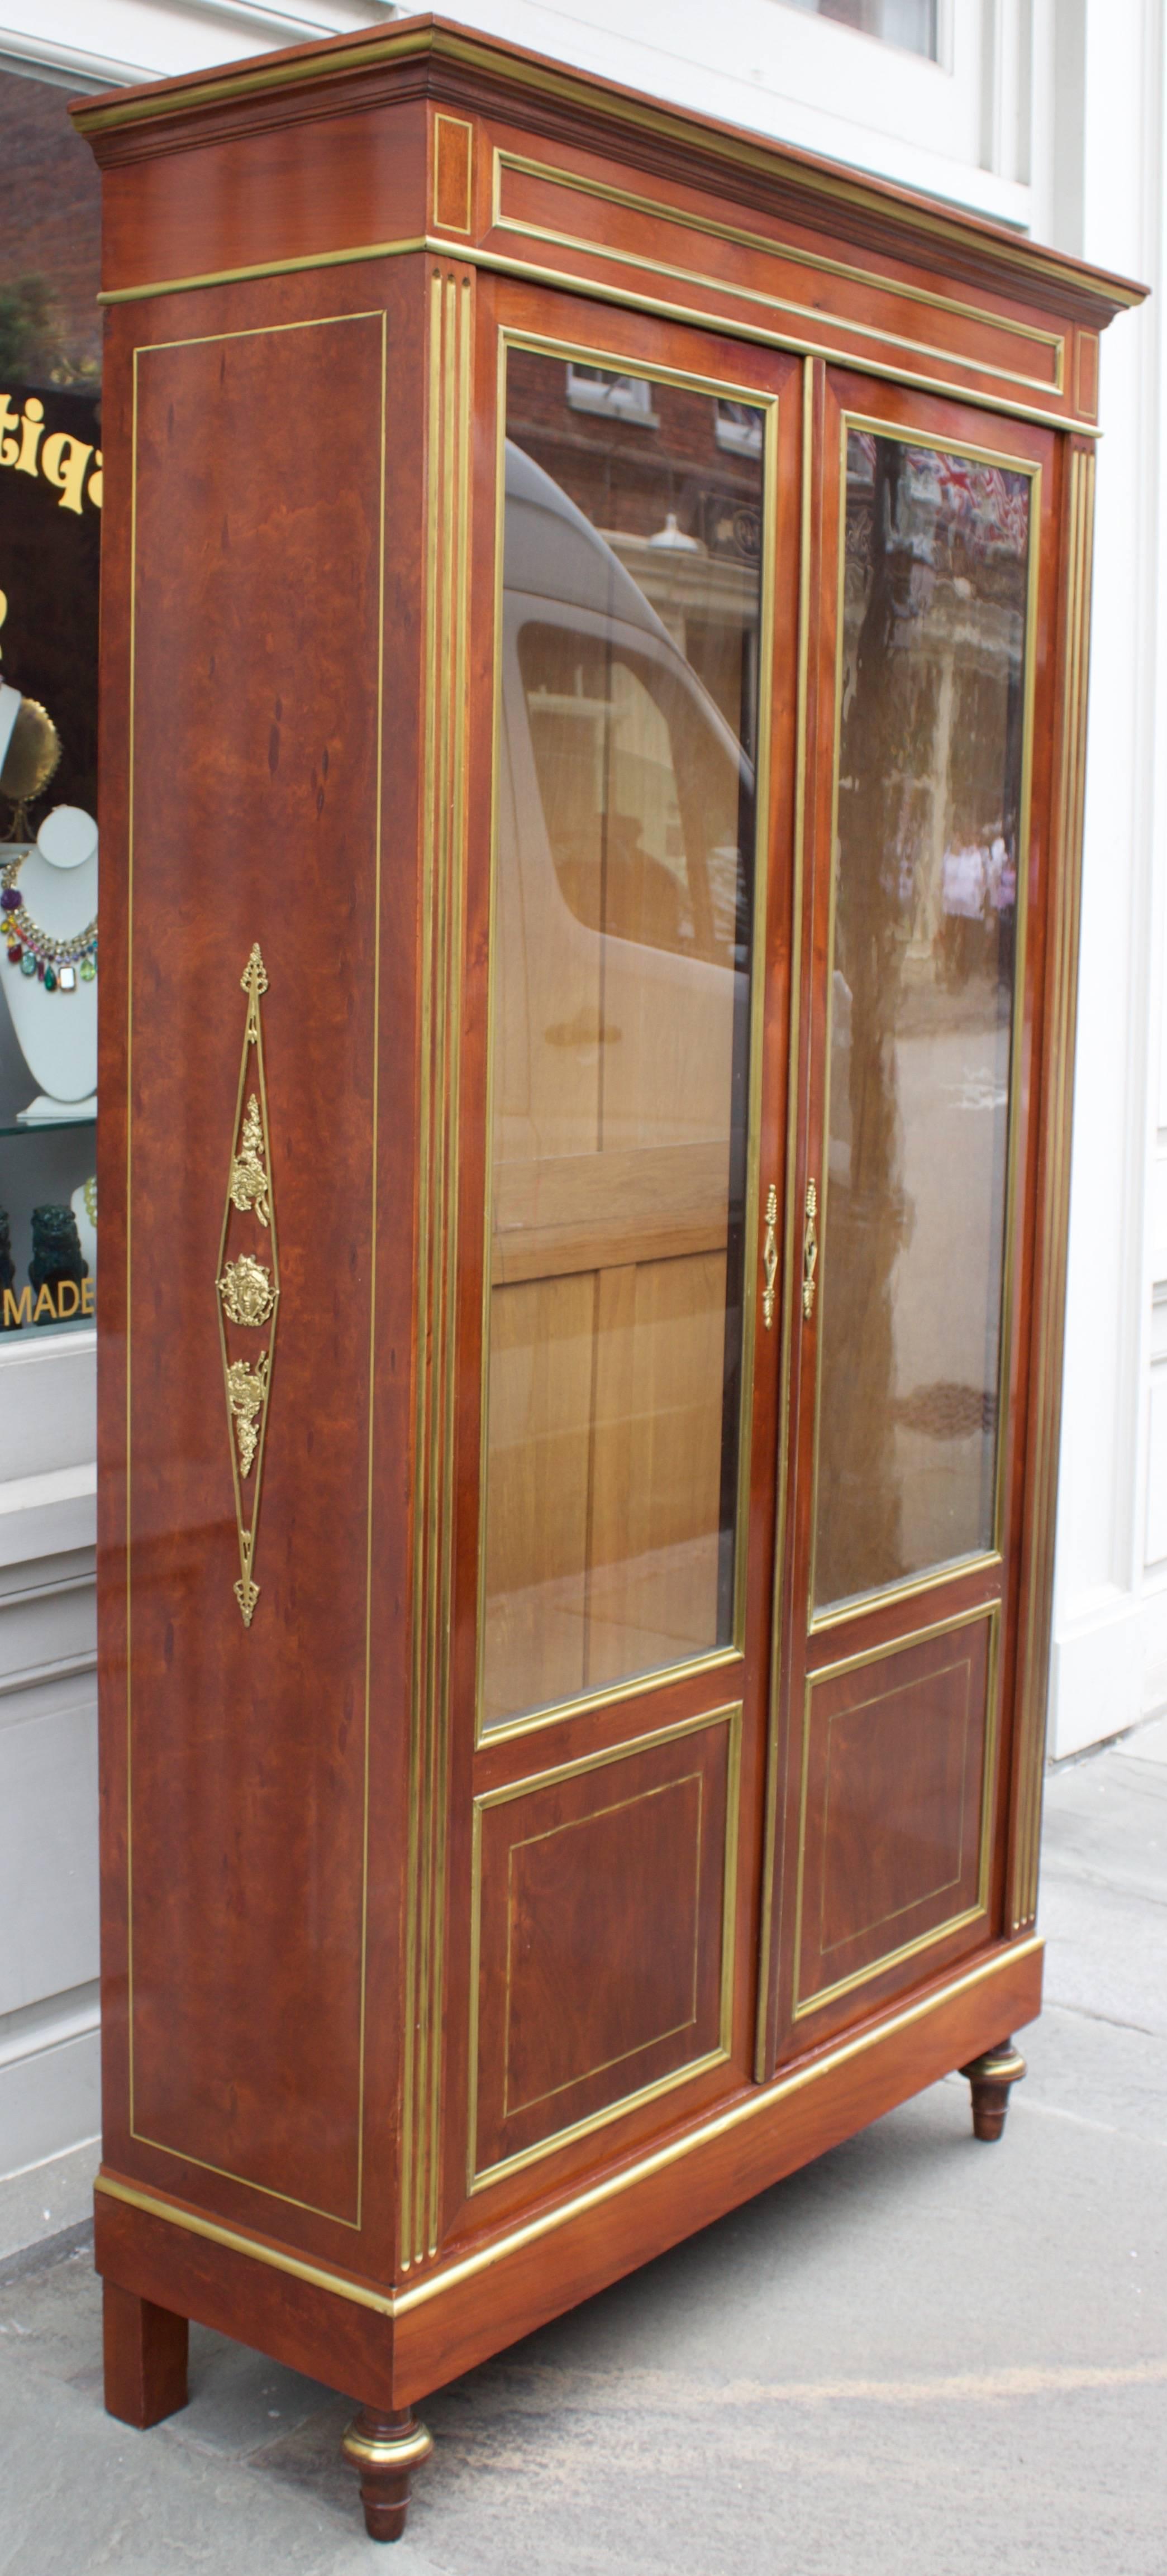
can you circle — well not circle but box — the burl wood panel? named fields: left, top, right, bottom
left=123, top=309, right=385, bottom=2225
left=796, top=1616, right=993, bottom=2018
left=471, top=1707, right=738, bottom=2178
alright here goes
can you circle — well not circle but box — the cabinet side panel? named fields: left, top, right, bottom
left=121, top=308, right=386, bottom=2229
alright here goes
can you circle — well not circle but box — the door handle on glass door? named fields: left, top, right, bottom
left=761, top=1184, right=778, bottom=1329
left=802, top=1179, right=818, bottom=1321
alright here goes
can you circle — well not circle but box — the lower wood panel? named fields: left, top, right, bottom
left=794, top=1612, right=996, bottom=2025
left=469, top=1704, right=740, bottom=2184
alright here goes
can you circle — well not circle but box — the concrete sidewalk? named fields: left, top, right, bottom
left=2, top=1725, right=1165, bottom=2576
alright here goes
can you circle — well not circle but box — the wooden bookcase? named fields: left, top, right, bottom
left=74, top=17, right=1143, bottom=2540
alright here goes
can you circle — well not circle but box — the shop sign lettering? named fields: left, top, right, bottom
left=0, top=394, right=102, bottom=515
left=2, top=1277, right=94, bottom=1327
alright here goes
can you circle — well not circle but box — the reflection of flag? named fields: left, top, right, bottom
left=911, top=449, right=1028, bottom=559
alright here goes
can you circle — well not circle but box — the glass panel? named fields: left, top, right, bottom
left=0, top=70, right=101, bottom=1339
left=813, top=429, right=1031, bottom=1613
left=482, top=350, right=765, bottom=1728
left=782, top=0, right=938, bottom=57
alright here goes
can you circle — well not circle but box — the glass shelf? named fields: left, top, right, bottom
left=0, top=1116, right=96, bottom=1139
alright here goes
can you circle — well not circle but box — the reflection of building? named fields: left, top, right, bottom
left=508, top=355, right=763, bottom=749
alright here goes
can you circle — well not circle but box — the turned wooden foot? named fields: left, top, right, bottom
left=103, top=2279, right=189, bottom=2427
left=341, top=2406, right=432, bottom=2541
left=960, top=2038, right=1027, bottom=2141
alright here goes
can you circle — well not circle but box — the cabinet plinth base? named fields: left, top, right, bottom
left=103, top=2279, right=189, bottom=2428
left=960, top=2039, right=1027, bottom=2140
left=341, top=2407, right=433, bottom=2541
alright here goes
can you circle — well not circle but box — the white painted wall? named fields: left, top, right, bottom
left=0, top=0, right=1158, bottom=2206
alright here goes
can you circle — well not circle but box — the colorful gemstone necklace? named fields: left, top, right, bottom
left=0, top=850, right=97, bottom=993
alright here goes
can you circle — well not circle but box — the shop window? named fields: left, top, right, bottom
left=715, top=401, right=765, bottom=457
left=0, top=69, right=101, bottom=1342
left=565, top=366, right=660, bottom=426
left=782, top=0, right=939, bottom=56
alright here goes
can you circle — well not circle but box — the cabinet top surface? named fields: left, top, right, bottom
left=70, top=10, right=1144, bottom=335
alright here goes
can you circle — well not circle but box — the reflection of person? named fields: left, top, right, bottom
left=940, top=831, right=987, bottom=984
left=987, top=828, right=1016, bottom=989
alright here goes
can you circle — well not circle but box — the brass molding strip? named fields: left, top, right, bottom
left=95, top=1929, right=1042, bottom=2323
left=473, top=325, right=780, bottom=1749
left=69, top=21, right=1146, bottom=318
left=97, top=238, right=429, bottom=304
left=805, top=416, right=1043, bottom=1627
left=97, top=237, right=1103, bottom=440
left=755, top=352, right=816, bottom=2081
left=491, top=149, right=1065, bottom=395
left=402, top=260, right=474, bottom=2270
left=808, top=1549, right=1003, bottom=1638
left=96, top=2173, right=397, bottom=2315
left=1008, top=447, right=1095, bottom=1935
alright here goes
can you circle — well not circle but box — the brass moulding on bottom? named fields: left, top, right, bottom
left=93, top=1931, right=1043, bottom=2327
left=341, top=2417, right=434, bottom=2474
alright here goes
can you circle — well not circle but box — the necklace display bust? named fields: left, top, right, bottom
left=1, top=804, right=98, bottom=1122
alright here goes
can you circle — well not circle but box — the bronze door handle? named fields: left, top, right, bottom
left=802, top=1177, right=818, bottom=1321
left=761, top=1182, right=778, bottom=1329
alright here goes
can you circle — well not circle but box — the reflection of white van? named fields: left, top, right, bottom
left=494, top=441, right=753, bottom=1173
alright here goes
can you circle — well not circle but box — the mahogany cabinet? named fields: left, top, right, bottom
left=74, top=17, right=1142, bottom=2540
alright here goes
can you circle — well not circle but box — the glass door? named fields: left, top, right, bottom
left=451, top=288, right=802, bottom=2214
left=481, top=348, right=768, bottom=1729
left=759, top=366, right=1059, bottom=2072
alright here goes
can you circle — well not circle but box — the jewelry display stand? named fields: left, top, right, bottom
left=74, top=17, right=1144, bottom=2543
left=0, top=804, right=98, bottom=1122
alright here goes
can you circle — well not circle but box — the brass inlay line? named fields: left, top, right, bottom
left=492, top=149, right=1066, bottom=394
left=814, top=1654, right=971, bottom=1957
left=434, top=113, right=474, bottom=235
left=95, top=240, right=1101, bottom=439
left=791, top=1604, right=1002, bottom=2019
left=754, top=353, right=817, bottom=2082
left=402, top=263, right=474, bottom=2271
left=809, top=1548, right=1003, bottom=1637
left=501, top=1774, right=704, bottom=2121
left=126, top=307, right=387, bottom=2230
left=97, top=238, right=429, bottom=305
left=469, top=1705, right=742, bottom=2192
left=95, top=1928, right=1041, bottom=2319
left=1009, top=447, right=1095, bottom=1934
